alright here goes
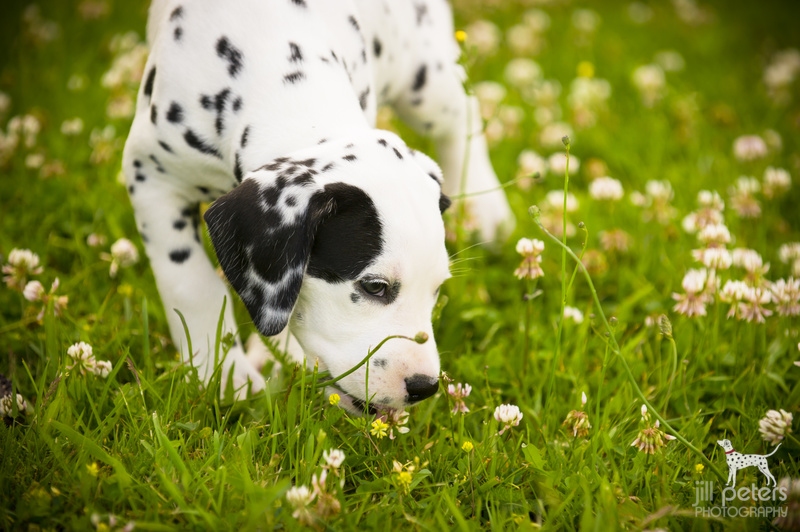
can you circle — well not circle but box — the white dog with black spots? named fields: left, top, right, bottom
left=717, top=439, right=781, bottom=486
left=122, top=0, right=514, bottom=413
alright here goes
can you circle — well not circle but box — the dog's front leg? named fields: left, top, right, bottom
left=127, top=178, right=266, bottom=399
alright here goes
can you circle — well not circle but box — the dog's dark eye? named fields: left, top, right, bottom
left=360, top=279, right=387, bottom=297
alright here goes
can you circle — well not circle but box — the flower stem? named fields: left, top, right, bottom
left=531, top=212, right=727, bottom=483
left=544, top=143, right=570, bottom=416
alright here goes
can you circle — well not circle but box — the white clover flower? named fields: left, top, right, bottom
left=547, top=153, right=580, bottom=176
left=779, top=243, right=800, bottom=264
left=473, top=81, right=507, bottom=120
left=322, top=449, right=345, bottom=469
left=631, top=64, right=665, bottom=107
left=539, top=122, right=574, bottom=150
left=692, top=247, right=732, bottom=270
left=735, top=176, right=761, bottom=194
left=93, top=360, right=112, bottom=378
left=523, top=9, right=551, bottom=32
left=771, top=278, right=800, bottom=317
left=108, top=238, right=139, bottom=277
left=0, top=393, right=28, bottom=417
left=581, top=391, right=587, bottom=407
left=448, top=382, right=472, bottom=414
left=564, top=306, right=584, bottom=324
left=571, top=8, right=600, bottom=33
left=23, top=280, right=46, bottom=302
left=516, top=150, right=547, bottom=188
left=463, top=19, right=501, bottom=56
left=494, top=404, right=523, bottom=435
left=68, top=341, right=93, bottom=362
left=645, top=180, right=673, bottom=202
left=682, top=269, right=707, bottom=293
left=506, top=25, right=540, bottom=56
left=763, top=167, right=791, bottom=198
left=732, top=135, right=768, bottom=162
left=589, top=176, right=624, bottom=201
left=286, top=485, right=315, bottom=524
left=697, top=223, right=731, bottom=245
left=759, top=409, right=793, bottom=445
left=697, top=190, right=724, bottom=210
left=516, top=238, right=544, bottom=256
left=544, top=190, right=579, bottom=212
left=731, top=248, right=763, bottom=272
left=503, top=58, right=542, bottom=89
left=654, top=50, right=685, bottom=72
left=60, top=118, right=84, bottom=136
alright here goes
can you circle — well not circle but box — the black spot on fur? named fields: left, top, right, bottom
left=297, top=158, right=316, bottom=168
left=200, top=94, right=213, bottom=110
left=289, top=42, right=303, bottom=62
left=392, top=148, right=403, bottom=159
left=143, top=66, right=156, bottom=98
left=159, top=140, right=173, bottom=153
left=174, top=27, right=183, bottom=41
left=318, top=138, right=327, bottom=144
left=169, top=249, right=191, bottom=264
left=241, top=126, right=250, bottom=147
left=350, top=292, right=361, bottom=303
left=150, top=105, right=157, bottom=124
left=321, top=162, right=334, bottom=172
left=342, top=154, right=357, bottom=161
left=128, top=185, right=135, bottom=194
left=184, top=129, right=222, bottom=158
left=414, top=3, right=428, bottom=25
left=234, top=152, right=243, bottom=182
left=232, top=97, right=242, bottom=112
left=216, top=36, right=244, bottom=77
left=293, top=172, right=315, bottom=186
left=169, top=6, right=183, bottom=20
left=361, top=49, right=367, bottom=63
left=348, top=15, right=360, bottom=31
left=330, top=50, right=338, bottom=61
left=428, top=172, right=439, bottom=183
left=359, top=87, right=370, bottom=110
left=373, top=358, right=387, bottom=368
left=133, top=160, right=142, bottom=168
left=166, top=102, right=183, bottom=123
left=290, top=0, right=306, bottom=6
left=307, top=183, right=383, bottom=283
left=373, top=37, right=382, bottom=57
left=135, top=173, right=146, bottom=182
left=283, top=71, right=305, bottom=84
left=377, top=139, right=388, bottom=147
left=197, top=186, right=210, bottom=194
left=149, top=154, right=165, bottom=172
left=173, top=219, right=187, bottom=230
left=439, top=193, right=452, bottom=213
left=285, top=195, right=297, bottom=207
left=412, top=64, right=427, bottom=91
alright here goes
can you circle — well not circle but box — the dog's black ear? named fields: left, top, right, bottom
left=204, top=175, right=383, bottom=336
left=204, top=177, right=334, bottom=336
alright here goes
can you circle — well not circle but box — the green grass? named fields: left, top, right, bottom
left=2, top=0, right=800, bottom=530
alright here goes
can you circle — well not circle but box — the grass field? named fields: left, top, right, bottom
left=2, top=0, right=800, bottom=530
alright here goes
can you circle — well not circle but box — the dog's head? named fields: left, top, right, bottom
left=204, top=131, right=451, bottom=413
left=717, top=439, right=733, bottom=451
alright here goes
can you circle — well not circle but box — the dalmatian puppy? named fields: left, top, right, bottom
left=122, top=0, right=513, bottom=410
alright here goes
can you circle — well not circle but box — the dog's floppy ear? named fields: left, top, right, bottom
left=408, top=148, right=452, bottom=214
left=204, top=174, right=335, bottom=336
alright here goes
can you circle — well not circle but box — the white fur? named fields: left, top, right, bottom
left=123, top=0, right=512, bottom=406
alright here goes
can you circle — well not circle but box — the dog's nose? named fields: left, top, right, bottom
left=405, top=374, right=439, bottom=403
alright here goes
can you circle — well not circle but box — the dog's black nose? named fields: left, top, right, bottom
left=405, top=374, right=439, bottom=403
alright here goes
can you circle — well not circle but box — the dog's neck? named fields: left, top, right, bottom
left=725, top=449, right=735, bottom=454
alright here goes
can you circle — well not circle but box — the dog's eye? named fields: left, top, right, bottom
left=360, top=279, right=387, bottom=297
